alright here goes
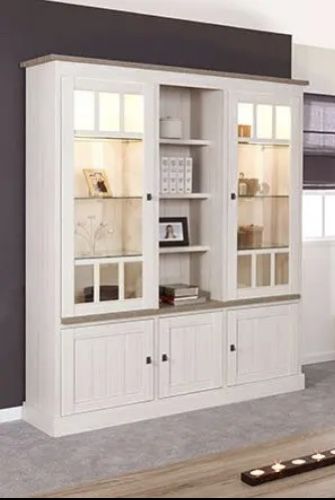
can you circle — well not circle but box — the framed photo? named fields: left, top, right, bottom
left=84, top=169, right=112, bottom=198
left=159, top=217, right=189, bottom=247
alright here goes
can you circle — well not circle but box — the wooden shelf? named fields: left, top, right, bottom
left=160, top=245, right=210, bottom=255
left=160, top=139, right=211, bottom=147
left=160, top=193, right=210, bottom=200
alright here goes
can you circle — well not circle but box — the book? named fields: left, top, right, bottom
left=169, top=157, right=178, bottom=194
left=161, top=295, right=208, bottom=307
left=160, top=284, right=199, bottom=298
left=177, top=157, right=185, bottom=194
left=160, top=157, right=170, bottom=194
left=185, top=157, right=193, bottom=193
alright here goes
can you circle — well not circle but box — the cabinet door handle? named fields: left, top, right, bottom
left=162, top=354, right=169, bottom=363
left=146, top=356, right=153, bottom=365
left=147, top=193, right=153, bottom=201
left=230, top=344, right=237, bottom=353
left=231, top=193, right=237, bottom=201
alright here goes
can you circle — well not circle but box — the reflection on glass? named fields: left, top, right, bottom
left=74, top=90, right=95, bottom=131
left=276, top=106, right=291, bottom=141
left=100, top=264, right=119, bottom=301
left=74, top=138, right=143, bottom=198
left=238, top=255, right=252, bottom=288
left=125, top=262, right=143, bottom=299
left=75, top=265, right=94, bottom=304
left=238, top=103, right=253, bottom=138
left=256, top=254, right=271, bottom=287
left=74, top=199, right=143, bottom=259
left=275, top=253, right=289, bottom=285
left=257, top=104, right=273, bottom=139
left=99, top=93, right=120, bottom=132
left=124, top=94, right=144, bottom=133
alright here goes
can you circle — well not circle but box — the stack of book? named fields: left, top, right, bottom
left=159, top=284, right=208, bottom=307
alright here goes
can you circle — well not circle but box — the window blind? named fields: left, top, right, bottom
left=304, top=94, right=335, bottom=189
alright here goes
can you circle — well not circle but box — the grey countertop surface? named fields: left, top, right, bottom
left=20, top=54, right=309, bottom=87
left=61, top=294, right=301, bottom=327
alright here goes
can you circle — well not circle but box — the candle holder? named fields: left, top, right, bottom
left=242, top=448, right=335, bottom=486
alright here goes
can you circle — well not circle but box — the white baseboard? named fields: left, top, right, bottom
left=303, top=351, right=335, bottom=366
left=0, top=406, right=23, bottom=424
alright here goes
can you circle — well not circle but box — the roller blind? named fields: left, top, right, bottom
left=304, top=94, right=335, bottom=189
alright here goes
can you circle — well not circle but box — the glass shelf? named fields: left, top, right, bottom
left=160, top=138, right=211, bottom=147
left=238, top=245, right=289, bottom=252
left=239, top=195, right=289, bottom=199
left=75, top=196, right=143, bottom=201
left=75, top=251, right=143, bottom=261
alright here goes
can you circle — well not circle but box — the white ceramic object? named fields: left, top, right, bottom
left=160, top=117, right=183, bottom=139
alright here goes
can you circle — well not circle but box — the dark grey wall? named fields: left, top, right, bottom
left=0, top=0, right=292, bottom=410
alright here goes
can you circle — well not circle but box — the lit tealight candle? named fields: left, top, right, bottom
left=292, top=459, right=306, bottom=465
left=312, top=453, right=326, bottom=462
left=272, top=462, right=286, bottom=473
left=250, top=469, right=265, bottom=478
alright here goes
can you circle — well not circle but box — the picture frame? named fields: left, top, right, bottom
left=159, top=217, right=189, bottom=247
left=84, top=169, right=112, bottom=198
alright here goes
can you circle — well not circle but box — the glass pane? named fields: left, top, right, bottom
left=256, top=254, right=271, bottom=287
left=100, top=264, right=119, bottom=301
left=238, top=103, right=253, bottom=139
left=325, top=195, right=335, bottom=237
left=124, top=94, right=144, bottom=133
left=74, top=90, right=95, bottom=131
left=238, top=255, right=252, bottom=288
left=74, top=199, right=142, bottom=259
left=276, top=106, right=291, bottom=141
left=124, top=262, right=143, bottom=299
left=238, top=144, right=290, bottom=250
left=257, top=104, right=273, bottom=139
left=275, top=253, right=289, bottom=285
left=75, top=266, right=94, bottom=304
left=99, top=93, right=120, bottom=132
left=74, top=138, right=143, bottom=197
left=303, top=194, right=323, bottom=239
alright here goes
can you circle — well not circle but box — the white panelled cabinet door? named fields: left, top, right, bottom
left=62, top=320, right=154, bottom=415
left=159, top=313, right=223, bottom=399
left=227, top=305, right=299, bottom=386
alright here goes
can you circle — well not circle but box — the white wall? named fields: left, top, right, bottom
left=48, top=0, right=335, bottom=49
left=293, top=44, right=335, bottom=364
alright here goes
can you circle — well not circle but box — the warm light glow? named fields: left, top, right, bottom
left=74, top=90, right=95, bottom=131
left=276, top=106, right=291, bottom=141
left=292, top=459, right=306, bottom=465
left=272, top=462, right=286, bottom=473
left=250, top=469, right=265, bottom=477
left=257, top=104, right=273, bottom=139
left=99, top=92, right=120, bottom=132
left=312, top=453, right=326, bottom=462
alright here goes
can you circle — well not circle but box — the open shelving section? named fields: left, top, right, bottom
left=158, top=85, right=222, bottom=298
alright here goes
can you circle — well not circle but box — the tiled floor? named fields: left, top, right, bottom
left=0, top=362, right=334, bottom=498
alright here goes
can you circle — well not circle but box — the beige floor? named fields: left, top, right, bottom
left=37, top=428, right=335, bottom=498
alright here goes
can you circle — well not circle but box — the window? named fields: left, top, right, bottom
left=303, top=190, right=335, bottom=240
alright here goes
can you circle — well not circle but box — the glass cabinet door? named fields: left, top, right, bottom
left=235, top=100, right=292, bottom=295
left=62, top=79, right=156, bottom=316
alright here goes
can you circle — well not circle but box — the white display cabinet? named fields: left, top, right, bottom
left=23, top=55, right=306, bottom=437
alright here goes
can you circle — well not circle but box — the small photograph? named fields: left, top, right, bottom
left=84, top=169, right=112, bottom=197
left=159, top=217, right=189, bottom=247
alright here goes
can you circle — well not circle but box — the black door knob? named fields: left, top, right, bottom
left=162, top=354, right=169, bottom=362
left=146, top=356, right=153, bottom=365
left=230, top=345, right=237, bottom=352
